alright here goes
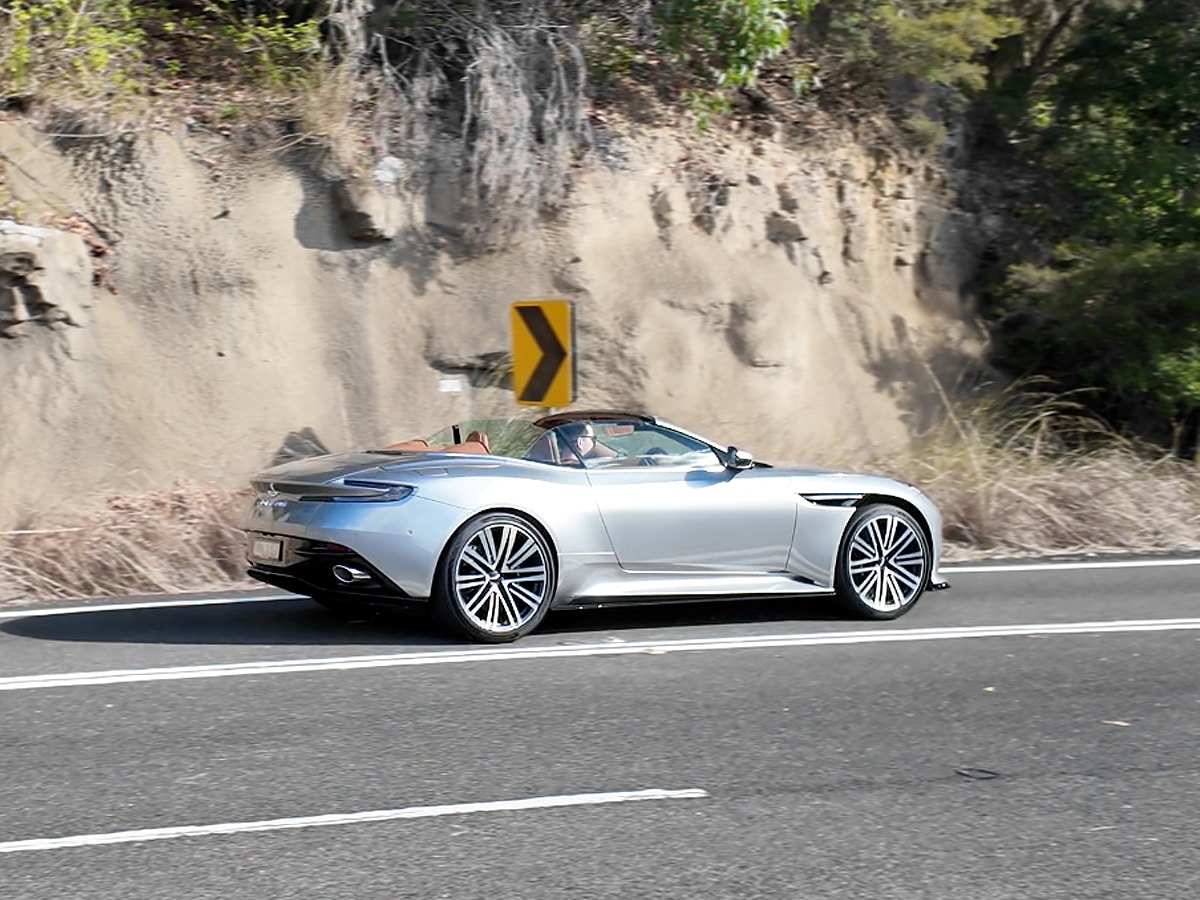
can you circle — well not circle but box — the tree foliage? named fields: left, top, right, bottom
left=658, top=1, right=815, bottom=94
left=0, top=0, right=323, bottom=101
left=876, top=0, right=1019, bottom=91
left=984, top=0, right=1200, bottom=455
left=1001, top=243, right=1200, bottom=431
left=804, top=1, right=1019, bottom=94
left=1, top=0, right=145, bottom=98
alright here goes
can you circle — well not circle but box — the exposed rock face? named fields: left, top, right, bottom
left=0, top=221, right=91, bottom=339
left=0, top=119, right=985, bottom=527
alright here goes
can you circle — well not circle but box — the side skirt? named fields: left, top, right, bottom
left=552, top=570, right=830, bottom=608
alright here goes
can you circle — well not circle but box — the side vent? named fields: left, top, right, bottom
left=800, top=493, right=863, bottom=508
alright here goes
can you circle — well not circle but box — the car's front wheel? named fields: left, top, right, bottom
left=834, top=504, right=931, bottom=619
left=432, top=512, right=557, bottom=643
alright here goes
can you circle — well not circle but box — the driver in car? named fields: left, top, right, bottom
left=563, top=422, right=619, bottom=464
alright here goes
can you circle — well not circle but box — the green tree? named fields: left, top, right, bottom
left=806, top=0, right=1019, bottom=95
left=1000, top=244, right=1200, bottom=447
left=988, top=0, right=1200, bottom=455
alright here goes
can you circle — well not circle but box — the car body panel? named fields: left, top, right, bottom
left=584, top=464, right=798, bottom=572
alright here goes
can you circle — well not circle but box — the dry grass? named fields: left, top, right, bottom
left=876, top=383, right=1200, bottom=560
left=916, top=447, right=1200, bottom=560
left=0, top=484, right=252, bottom=607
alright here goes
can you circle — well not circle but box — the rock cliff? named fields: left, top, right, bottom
left=0, top=116, right=985, bottom=527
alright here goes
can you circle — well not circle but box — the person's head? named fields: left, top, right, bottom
left=563, top=422, right=597, bottom=458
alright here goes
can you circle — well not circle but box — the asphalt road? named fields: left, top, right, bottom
left=1, top=561, right=1198, bottom=899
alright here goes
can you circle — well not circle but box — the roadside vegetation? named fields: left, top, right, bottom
left=874, top=383, right=1200, bottom=558
left=1, top=1, right=1198, bottom=601
left=0, top=485, right=250, bottom=605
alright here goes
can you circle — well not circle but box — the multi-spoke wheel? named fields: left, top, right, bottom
left=432, top=512, right=556, bottom=642
left=834, top=504, right=931, bottom=620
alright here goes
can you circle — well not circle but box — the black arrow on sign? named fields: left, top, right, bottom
left=516, top=305, right=567, bottom=403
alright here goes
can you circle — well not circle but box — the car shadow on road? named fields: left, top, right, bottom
left=0, top=594, right=847, bottom=648
left=540, top=596, right=846, bottom=637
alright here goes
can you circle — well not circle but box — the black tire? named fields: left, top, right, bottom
left=432, top=512, right=557, bottom=643
left=834, top=504, right=931, bottom=620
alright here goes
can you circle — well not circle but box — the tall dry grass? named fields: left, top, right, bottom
left=2, top=390, right=1198, bottom=606
left=877, top=382, right=1200, bottom=559
left=0, top=484, right=252, bottom=607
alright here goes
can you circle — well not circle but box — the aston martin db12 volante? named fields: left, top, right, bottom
left=244, top=411, right=948, bottom=642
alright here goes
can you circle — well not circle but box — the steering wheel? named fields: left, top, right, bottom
left=639, top=446, right=667, bottom=466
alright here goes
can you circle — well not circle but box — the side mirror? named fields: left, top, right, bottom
left=725, top=446, right=754, bottom=470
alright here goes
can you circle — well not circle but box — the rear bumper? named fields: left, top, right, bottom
left=245, top=531, right=427, bottom=607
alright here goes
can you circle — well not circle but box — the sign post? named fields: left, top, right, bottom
left=510, top=299, right=575, bottom=407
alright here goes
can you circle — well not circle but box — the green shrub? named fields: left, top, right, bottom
left=1, top=0, right=146, bottom=100
left=659, top=0, right=817, bottom=88
left=902, top=111, right=946, bottom=149
left=997, top=243, right=1200, bottom=450
left=0, top=0, right=325, bottom=106
left=656, top=0, right=817, bottom=120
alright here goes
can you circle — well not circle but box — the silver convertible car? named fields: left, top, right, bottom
left=244, top=410, right=948, bottom=642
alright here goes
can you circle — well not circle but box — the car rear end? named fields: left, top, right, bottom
left=242, top=454, right=467, bottom=606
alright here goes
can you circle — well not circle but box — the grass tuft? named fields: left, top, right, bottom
left=875, top=381, right=1200, bottom=559
left=0, top=483, right=252, bottom=606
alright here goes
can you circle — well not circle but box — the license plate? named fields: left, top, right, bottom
left=251, top=538, right=283, bottom=562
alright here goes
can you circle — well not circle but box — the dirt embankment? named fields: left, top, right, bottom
left=0, top=116, right=984, bottom=531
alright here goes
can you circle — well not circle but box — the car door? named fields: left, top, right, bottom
left=584, top=446, right=797, bottom=573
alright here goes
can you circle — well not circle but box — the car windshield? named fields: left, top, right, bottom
left=548, top=419, right=720, bottom=469
left=375, top=415, right=723, bottom=468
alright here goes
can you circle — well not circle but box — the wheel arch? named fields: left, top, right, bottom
left=855, top=494, right=935, bottom=553
left=434, top=506, right=561, bottom=587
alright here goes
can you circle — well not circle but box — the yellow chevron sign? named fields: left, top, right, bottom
left=511, top=300, right=575, bottom=407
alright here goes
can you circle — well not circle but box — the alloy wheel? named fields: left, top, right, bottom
left=450, top=517, right=551, bottom=637
left=842, top=507, right=929, bottom=614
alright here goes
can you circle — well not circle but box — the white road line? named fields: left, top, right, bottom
left=3, top=618, right=1200, bottom=693
left=944, top=558, right=1200, bottom=573
left=2, top=557, right=1198, bottom=622
left=0, top=594, right=298, bottom=622
left=0, top=787, right=709, bottom=855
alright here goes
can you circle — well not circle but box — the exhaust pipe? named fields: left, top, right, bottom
left=332, top=564, right=371, bottom=584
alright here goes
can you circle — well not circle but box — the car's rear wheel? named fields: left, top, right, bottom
left=433, top=512, right=556, bottom=643
left=834, top=504, right=930, bottom=619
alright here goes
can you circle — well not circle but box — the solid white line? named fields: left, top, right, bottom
left=944, top=558, right=1200, bottom=573
left=0, top=594, right=299, bottom=622
left=3, top=618, right=1200, bottom=693
left=1, top=558, right=1197, bottom=622
left=0, top=787, right=709, bottom=855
